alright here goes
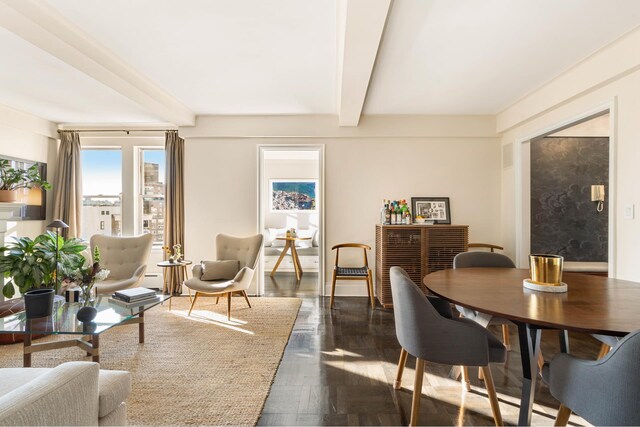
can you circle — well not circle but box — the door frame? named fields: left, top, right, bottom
left=513, top=99, right=616, bottom=276
left=256, top=144, right=325, bottom=296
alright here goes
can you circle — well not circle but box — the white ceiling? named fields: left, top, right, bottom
left=364, top=0, right=640, bottom=114
left=0, top=0, right=639, bottom=124
left=0, top=26, right=162, bottom=123
left=49, top=0, right=337, bottom=116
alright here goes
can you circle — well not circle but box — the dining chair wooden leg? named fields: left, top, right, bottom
left=227, top=292, right=232, bottom=320
left=242, top=290, right=251, bottom=308
left=478, top=367, right=484, bottom=381
left=597, top=343, right=611, bottom=359
left=502, top=325, right=511, bottom=351
left=394, top=348, right=408, bottom=389
left=188, top=292, right=200, bottom=316
left=409, top=358, right=425, bottom=427
left=554, top=404, right=572, bottom=426
left=481, top=366, right=503, bottom=427
left=461, top=366, right=471, bottom=391
left=538, top=352, right=545, bottom=372
left=329, top=270, right=338, bottom=309
left=367, top=270, right=375, bottom=309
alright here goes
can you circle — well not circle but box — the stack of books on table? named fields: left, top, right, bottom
left=109, top=288, right=159, bottom=307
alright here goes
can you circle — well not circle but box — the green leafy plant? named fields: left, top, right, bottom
left=0, top=231, right=87, bottom=298
left=0, top=159, right=51, bottom=191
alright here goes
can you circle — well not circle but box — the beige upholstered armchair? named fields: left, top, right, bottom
left=184, top=233, right=263, bottom=320
left=90, top=234, right=153, bottom=294
left=0, top=361, right=130, bottom=426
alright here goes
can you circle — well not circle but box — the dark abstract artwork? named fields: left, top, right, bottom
left=530, top=137, right=608, bottom=262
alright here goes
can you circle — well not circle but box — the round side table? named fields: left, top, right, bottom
left=157, top=260, right=192, bottom=310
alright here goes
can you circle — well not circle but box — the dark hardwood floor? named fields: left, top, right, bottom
left=259, top=280, right=598, bottom=426
left=264, top=272, right=320, bottom=297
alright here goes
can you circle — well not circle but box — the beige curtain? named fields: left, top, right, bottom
left=53, top=131, right=82, bottom=239
left=164, top=131, right=185, bottom=294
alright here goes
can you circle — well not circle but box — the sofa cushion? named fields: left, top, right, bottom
left=200, top=260, right=240, bottom=281
left=295, top=229, right=316, bottom=249
left=0, top=368, right=49, bottom=398
left=98, top=370, right=131, bottom=418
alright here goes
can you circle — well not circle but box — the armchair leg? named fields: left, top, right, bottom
left=409, top=358, right=425, bottom=427
left=394, top=348, right=408, bottom=389
left=481, top=366, right=503, bottom=426
left=241, top=290, right=251, bottom=308
left=554, top=404, right=572, bottom=426
left=329, top=270, right=337, bottom=309
left=227, top=292, right=232, bottom=321
left=188, top=292, right=200, bottom=316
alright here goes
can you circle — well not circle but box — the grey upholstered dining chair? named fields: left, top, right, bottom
left=453, top=252, right=515, bottom=346
left=184, top=233, right=263, bottom=320
left=91, top=234, right=153, bottom=294
left=542, top=329, right=640, bottom=426
left=390, top=267, right=505, bottom=426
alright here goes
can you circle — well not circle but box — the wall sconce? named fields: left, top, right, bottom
left=591, top=185, right=605, bottom=212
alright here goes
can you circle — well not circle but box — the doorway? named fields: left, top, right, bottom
left=257, top=146, right=324, bottom=297
left=516, top=110, right=614, bottom=275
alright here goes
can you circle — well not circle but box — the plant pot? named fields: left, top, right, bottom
left=24, top=288, right=54, bottom=319
left=0, top=190, right=17, bottom=203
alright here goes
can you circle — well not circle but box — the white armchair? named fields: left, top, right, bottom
left=0, top=361, right=130, bottom=426
left=184, top=233, right=263, bottom=320
left=90, top=234, right=153, bottom=294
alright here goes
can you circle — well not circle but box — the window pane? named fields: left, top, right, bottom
left=141, top=149, right=165, bottom=245
left=81, top=149, right=122, bottom=239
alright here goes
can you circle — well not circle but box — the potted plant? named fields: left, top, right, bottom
left=0, top=232, right=87, bottom=318
left=0, top=159, right=51, bottom=203
left=72, top=246, right=110, bottom=323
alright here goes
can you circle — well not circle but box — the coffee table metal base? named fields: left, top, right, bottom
left=22, top=313, right=144, bottom=368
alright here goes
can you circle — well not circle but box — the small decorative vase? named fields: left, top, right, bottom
left=169, top=256, right=175, bottom=263
left=80, top=283, right=96, bottom=304
left=77, top=306, right=98, bottom=323
left=24, top=288, right=54, bottom=319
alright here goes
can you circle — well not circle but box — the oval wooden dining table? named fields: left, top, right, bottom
left=424, top=268, right=640, bottom=426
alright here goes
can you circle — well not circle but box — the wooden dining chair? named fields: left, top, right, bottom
left=330, top=243, right=375, bottom=309
left=390, top=267, right=505, bottom=426
left=542, top=329, right=640, bottom=426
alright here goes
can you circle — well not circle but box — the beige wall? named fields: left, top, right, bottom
left=0, top=117, right=56, bottom=240
left=499, top=66, right=640, bottom=281
left=183, top=118, right=501, bottom=295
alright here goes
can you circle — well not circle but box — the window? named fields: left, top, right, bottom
left=81, top=149, right=122, bottom=239
left=139, top=149, right=165, bottom=245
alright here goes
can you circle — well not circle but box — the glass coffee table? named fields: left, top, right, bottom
left=0, top=292, right=171, bottom=367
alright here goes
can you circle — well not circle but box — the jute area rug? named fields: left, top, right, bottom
left=0, top=296, right=302, bottom=426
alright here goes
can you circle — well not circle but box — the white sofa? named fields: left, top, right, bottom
left=263, top=228, right=319, bottom=272
left=0, top=362, right=131, bottom=426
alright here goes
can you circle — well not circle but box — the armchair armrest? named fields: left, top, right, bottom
left=0, top=362, right=100, bottom=426
left=232, top=266, right=255, bottom=290
left=192, top=264, right=203, bottom=280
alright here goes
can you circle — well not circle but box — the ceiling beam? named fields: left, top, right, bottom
left=0, top=0, right=195, bottom=126
left=337, top=0, right=391, bottom=127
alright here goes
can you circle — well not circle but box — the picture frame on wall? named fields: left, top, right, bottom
left=411, top=197, right=451, bottom=224
left=270, top=179, right=318, bottom=212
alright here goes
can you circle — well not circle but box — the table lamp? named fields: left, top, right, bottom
left=46, top=219, right=69, bottom=294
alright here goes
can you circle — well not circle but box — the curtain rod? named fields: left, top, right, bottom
left=58, top=129, right=177, bottom=134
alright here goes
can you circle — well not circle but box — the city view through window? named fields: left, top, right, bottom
left=141, top=149, right=165, bottom=244
left=81, top=148, right=165, bottom=244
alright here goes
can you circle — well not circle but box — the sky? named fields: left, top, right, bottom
left=82, top=149, right=165, bottom=195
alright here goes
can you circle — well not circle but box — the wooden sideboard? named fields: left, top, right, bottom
left=375, top=224, right=469, bottom=308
